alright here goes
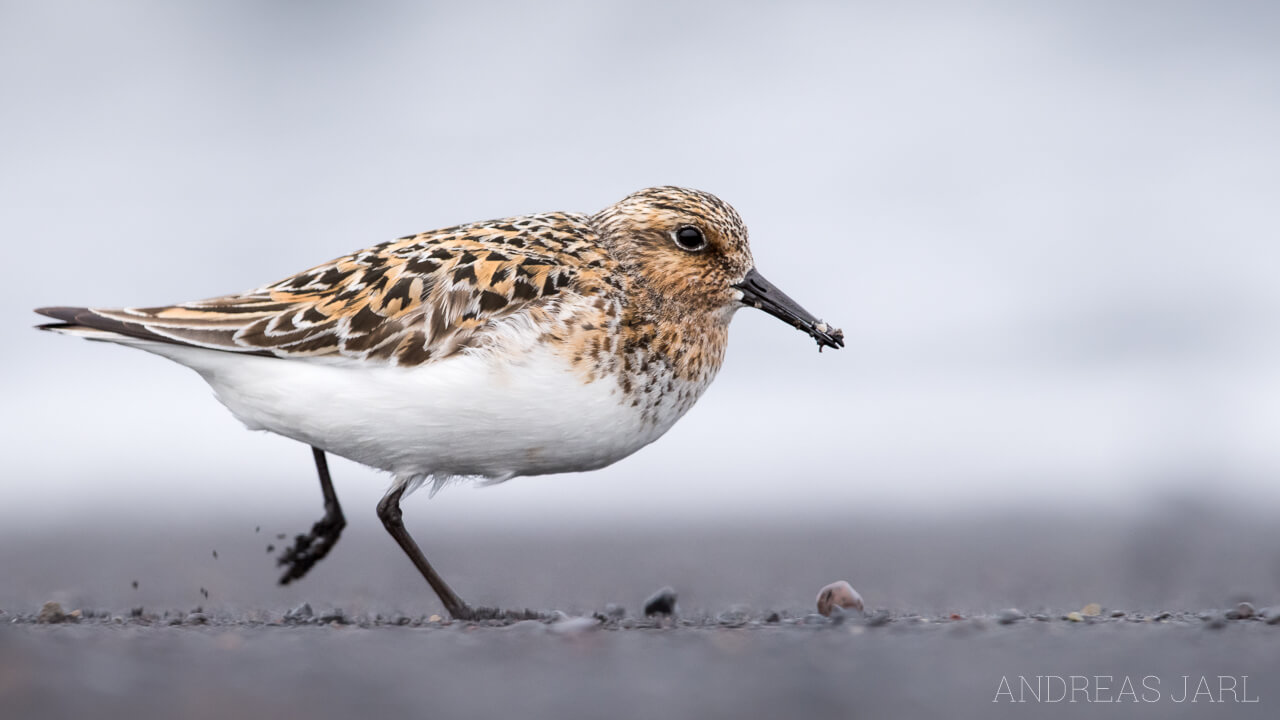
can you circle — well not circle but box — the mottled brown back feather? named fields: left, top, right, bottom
left=37, top=212, right=618, bottom=367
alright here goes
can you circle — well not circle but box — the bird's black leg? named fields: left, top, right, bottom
left=277, top=447, right=346, bottom=585
left=376, top=484, right=475, bottom=620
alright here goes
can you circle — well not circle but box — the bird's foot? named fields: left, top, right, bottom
left=276, top=510, right=346, bottom=585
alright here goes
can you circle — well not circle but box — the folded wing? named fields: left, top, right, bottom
left=36, top=212, right=608, bottom=367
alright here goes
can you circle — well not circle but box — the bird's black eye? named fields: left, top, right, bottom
left=673, top=225, right=707, bottom=252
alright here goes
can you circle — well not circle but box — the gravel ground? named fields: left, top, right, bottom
left=2, top=505, right=1279, bottom=719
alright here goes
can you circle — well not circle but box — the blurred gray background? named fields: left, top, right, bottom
left=3, top=0, right=1279, bottom=532
left=6, top=7, right=1280, bottom=719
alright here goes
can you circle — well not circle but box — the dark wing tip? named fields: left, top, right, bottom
left=34, top=304, right=278, bottom=357
left=35, top=306, right=89, bottom=323
left=32, top=305, right=173, bottom=345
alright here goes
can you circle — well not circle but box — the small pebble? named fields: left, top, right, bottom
left=1065, top=612, right=1084, bottom=622
left=1110, top=610, right=1126, bottom=618
left=318, top=609, right=347, bottom=624
left=1080, top=603, right=1102, bottom=617
left=1031, top=613, right=1049, bottom=621
left=549, top=616, right=600, bottom=635
left=716, top=606, right=750, bottom=627
left=286, top=602, right=314, bottom=621
left=765, top=612, right=781, bottom=624
left=863, top=609, right=891, bottom=627
left=643, top=587, right=678, bottom=617
left=1226, top=602, right=1255, bottom=620
left=186, top=612, right=208, bottom=625
left=816, top=581, right=864, bottom=617
left=427, top=614, right=442, bottom=623
left=37, top=602, right=66, bottom=624
left=997, top=608, right=1026, bottom=625
left=1261, top=607, right=1280, bottom=625
left=1153, top=611, right=1173, bottom=621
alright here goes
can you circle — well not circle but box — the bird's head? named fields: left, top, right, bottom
left=595, top=186, right=844, bottom=350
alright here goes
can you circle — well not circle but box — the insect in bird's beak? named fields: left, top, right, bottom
left=733, top=268, right=844, bottom=351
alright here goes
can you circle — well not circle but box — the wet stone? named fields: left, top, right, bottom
left=1226, top=602, right=1255, bottom=620
left=643, top=587, right=678, bottom=617
left=285, top=602, right=314, bottom=622
left=319, top=609, right=347, bottom=625
left=602, top=603, right=626, bottom=620
left=997, top=608, right=1026, bottom=625
left=549, top=616, right=600, bottom=635
left=863, top=609, right=892, bottom=627
left=716, top=606, right=750, bottom=628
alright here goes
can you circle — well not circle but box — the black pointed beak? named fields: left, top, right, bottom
left=733, top=268, right=844, bottom=351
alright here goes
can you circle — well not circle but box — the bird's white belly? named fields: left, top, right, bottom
left=161, top=343, right=673, bottom=485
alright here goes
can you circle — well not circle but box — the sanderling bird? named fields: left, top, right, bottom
left=36, top=186, right=843, bottom=620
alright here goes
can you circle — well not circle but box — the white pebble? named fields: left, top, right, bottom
left=549, top=616, right=601, bottom=635
left=816, top=581, right=864, bottom=617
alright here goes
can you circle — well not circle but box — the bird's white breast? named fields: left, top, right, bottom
left=140, top=340, right=686, bottom=490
